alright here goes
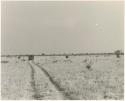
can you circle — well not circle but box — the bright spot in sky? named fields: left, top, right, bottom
left=96, top=24, right=99, bottom=26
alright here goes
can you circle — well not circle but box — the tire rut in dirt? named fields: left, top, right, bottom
left=33, top=62, right=75, bottom=100
left=28, top=62, right=43, bottom=100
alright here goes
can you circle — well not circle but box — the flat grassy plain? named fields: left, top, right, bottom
left=1, top=55, right=124, bottom=100
left=35, top=55, right=124, bottom=100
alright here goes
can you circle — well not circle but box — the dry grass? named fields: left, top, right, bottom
left=1, top=60, right=33, bottom=100
left=37, top=55, right=124, bottom=100
left=1, top=55, right=124, bottom=100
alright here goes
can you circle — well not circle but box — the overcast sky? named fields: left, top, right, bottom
left=1, top=1, right=124, bottom=55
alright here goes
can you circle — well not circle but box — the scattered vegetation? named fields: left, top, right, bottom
left=114, top=50, right=121, bottom=58
left=1, top=55, right=124, bottom=100
left=86, top=64, right=91, bottom=69
left=38, top=55, right=123, bottom=100
left=1, top=60, right=8, bottom=63
left=65, top=55, right=69, bottom=58
left=28, top=55, right=34, bottom=61
left=41, top=53, right=45, bottom=56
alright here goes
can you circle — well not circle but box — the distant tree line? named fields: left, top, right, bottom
left=1, top=50, right=124, bottom=57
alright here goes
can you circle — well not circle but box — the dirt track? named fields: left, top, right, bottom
left=28, top=61, right=71, bottom=100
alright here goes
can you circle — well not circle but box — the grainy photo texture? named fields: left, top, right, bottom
left=1, top=1, right=124, bottom=100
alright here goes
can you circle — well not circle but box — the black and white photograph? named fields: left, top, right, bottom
left=1, top=0, right=124, bottom=100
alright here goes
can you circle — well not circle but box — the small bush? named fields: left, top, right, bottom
left=18, top=56, right=20, bottom=59
left=66, top=55, right=69, bottom=58
left=28, top=55, right=34, bottom=61
left=86, top=64, right=91, bottom=69
left=32, top=93, right=43, bottom=100
left=114, top=50, right=121, bottom=58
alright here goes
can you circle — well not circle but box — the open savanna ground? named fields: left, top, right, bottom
left=1, top=55, right=124, bottom=100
